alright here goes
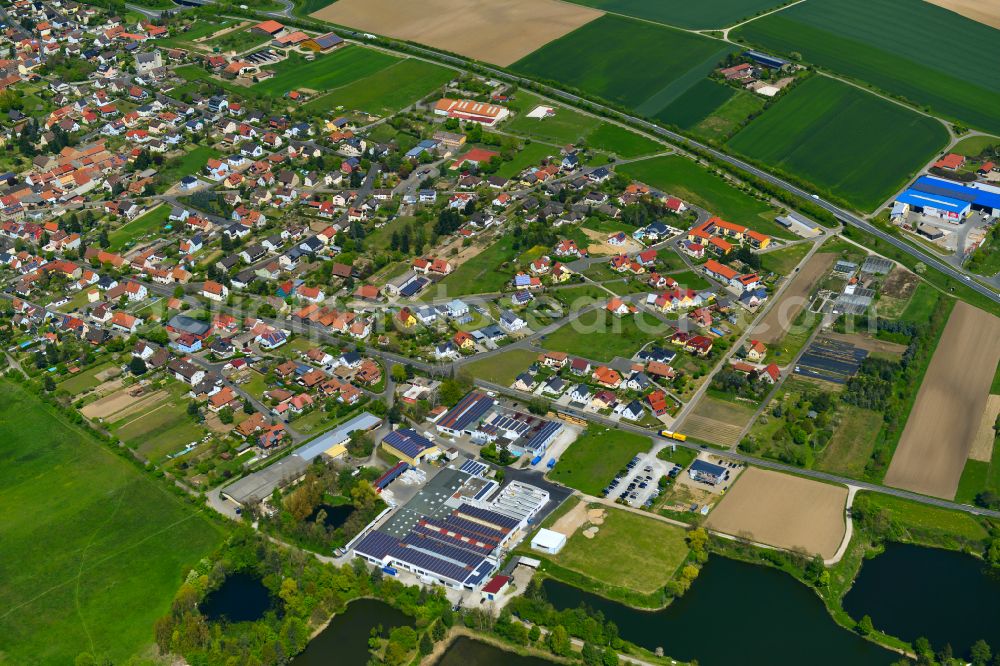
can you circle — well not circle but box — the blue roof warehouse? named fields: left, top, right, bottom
left=894, top=175, right=1000, bottom=222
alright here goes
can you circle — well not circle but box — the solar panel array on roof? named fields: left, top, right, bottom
left=523, top=420, right=561, bottom=454
left=437, top=392, right=495, bottom=432
left=399, top=276, right=430, bottom=298
left=489, top=414, right=530, bottom=437
left=354, top=530, right=493, bottom=586
left=383, top=428, right=433, bottom=459
left=455, top=503, right=521, bottom=532
left=459, top=459, right=488, bottom=477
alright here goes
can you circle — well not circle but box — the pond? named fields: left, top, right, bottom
left=541, top=556, right=895, bottom=666
left=843, top=542, right=1000, bottom=654
left=307, top=502, right=355, bottom=529
left=435, top=636, right=557, bottom=666
left=200, top=572, right=273, bottom=623
left=292, top=598, right=412, bottom=665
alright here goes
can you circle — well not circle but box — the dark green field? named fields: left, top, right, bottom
left=733, top=0, right=1000, bottom=133
left=655, top=78, right=735, bottom=129
left=728, top=76, right=949, bottom=210
left=512, top=16, right=732, bottom=116
left=561, top=0, right=785, bottom=29
left=255, top=47, right=399, bottom=97
left=0, top=381, right=227, bottom=665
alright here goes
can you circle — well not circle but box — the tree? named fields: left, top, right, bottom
left=582, top=642, right=602, bottom=666
left=129, top=356, right=147, bottom=375
left=43, top=375, right=56, bottom=392
left=419, top=632, right=434, bottom=656
left=528, top=624, right=541, bottom=643
left=971, top=640, right=993, bottom=666
left=187, top=400, right=200, bottom=416
left=602, top=646, right=620, bottom=666
left=431, top=620, right=447, bottom=642
left=218, top=407, right=234, bottom=424
left=856, top=615, right=874, bottom=636
left=391, top=363, right=408, bottom=383
left=547, top=625, right=572, bottom=657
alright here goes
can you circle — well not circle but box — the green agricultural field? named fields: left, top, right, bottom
left=655, top=78, right=735, bottom=129
left=728, top=76, right=948, bottom=211
left=550, top=507, right=690, bottom=598
left=512, top=16, right=733, bottom=117
left=561, top=0, right=785, bottom=29
left=542, top=309, right=670, bottom=362
left=617, top=155, right=790, bottom=237
left=585, top=123, right=663, bottom=157
left=732, top=0, right=1000, bottom=134
left=155, top=19, right=234, bottom=49
left=549, top=426, right=651, bottom=495
left=0, top=381, right=226, bottom=665
left=255, top=47, right=399, bottom=97
left=108, top=204, right=170, bottom=251
left=464, top=349, right=540, bottom=386
left=302, top=58, right=454, bottom=116
left=433, top=236, right=520, bottom=296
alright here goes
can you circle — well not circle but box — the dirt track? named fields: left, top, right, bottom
left=706, top=467, right=847, bottom=559
left=884, top=302, right=1000, bottom=498
left=312, top=0, right=603, bottom=67
left=752, top=252, right=834, bottom=345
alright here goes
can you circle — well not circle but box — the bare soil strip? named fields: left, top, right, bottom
left=970, top=394, right=1000, bottom=462
left=823, top=331, right=908, bottom=356
left=682, top=414, right=743, bottom=447
left=885, top=302, right=1000, bottom=497
left=706, top=467, right=847, bottom=559
left=312, top=0, right=603, bottom=67
left=925, top=0, right=1000, bottom=29
left=550, top=500, right=589, bottom=536
left=752, top=252, right=835, bottom=345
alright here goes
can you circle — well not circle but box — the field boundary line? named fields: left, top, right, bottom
left=74, top=485, right=128, bottom=654
left=720, top=0, right=807, bottom=35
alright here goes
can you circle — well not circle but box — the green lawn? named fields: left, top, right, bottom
left=617, top=154, right=789, bottom=237
left=507, top=91, right=601, bottom=145
left=552, top=284, right=613, bottom=308
left=665, top=269, right=710, bottom=290
left=433, top=236, right=520, bottom=296
left=732, top=0, right=1000, bottom=134
left=512, top=15, right=733, bottom=117
left=549, top=426, right=651, bottom=495
left=951, top=135, right=1000, bottom=157
left=543, top=309, right=670, bottom=362
left=760, top=243, right=810, bottom=275
left=155, top=19, right=234, bottom=49
left=691, top=88, right=767, bottom=142
left=255, top=47, right=398, bottom=97
left=560, top=0, right=786, bottom=29
left=727, top=76, right=949, bottom=211
left=497, top=142, right=557, bottom=178
left=856, top=492, right=989, bottom=543
left=108, top=204, right=170, bottom=251
left=0, top=381, right=227, bottom=665
left=156, top=145, right=220, bottom=191
left=898, top=282, right=940, bottom=323
left=551, top=507, right=689, bottom=596
left=58, top=362, right=116, bottom=393
left=302, top=58, right=454, bottom=116
left=114, top=401, right=206, bottom=462
left=585, top=122, right=663, bottom=158
left=815, top=406, right=883, bottom=479
left=955, top=435, right=1000, bottom=505
left=464, top=349, right=540, bottom=386
left=203, top=27, right=271, bottom=53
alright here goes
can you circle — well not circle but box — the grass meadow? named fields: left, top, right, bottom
left=433, top=235, right=521, bottom=296
left=0, top=381, right=226, bottom=665
left=727, top=76, right=948, bottom=210
left=255, top=48, right=399, bottom=97
left=617, top=154, right=791, bottom=237
left=549, top=426, right=651, bottom=495
left=302, top=58, right=454, bottom=116
left=732, top=0, right=1000, bottom=133
left=108, top=204, right=170, bottom=252
left=542, top=308, right=671, bottom=361
left=512, top=16, right=732, bottom=115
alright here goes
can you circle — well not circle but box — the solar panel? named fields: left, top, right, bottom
left=456, top=504, right=521, bottom=531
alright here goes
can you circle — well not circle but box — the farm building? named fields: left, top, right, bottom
left=894, top=176, right=1000, bottom=222
left=252, top=20, right=285, bottom=36
left=689, top=459, right=727, bottom=486
left=531, top=527, right=567, bottom=554
left=302, top=32, right=344, bottom=52
left=434, top=98, right=510, bottom=126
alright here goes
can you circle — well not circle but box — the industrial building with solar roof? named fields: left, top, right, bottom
left=352, top=466, right=548, bottom=590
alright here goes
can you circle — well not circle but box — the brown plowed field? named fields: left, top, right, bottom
left=706, top=467, right=847, bottom=559
left=312, top=0, right=603, bottom=66
left=752, top=252, right=834, bottom=344
left=925, top=0, right=1000, bottom=29
left=884, top=302, right=1000, bottom=498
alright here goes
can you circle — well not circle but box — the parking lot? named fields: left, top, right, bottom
left=601, top=450, right=670, bottom=508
